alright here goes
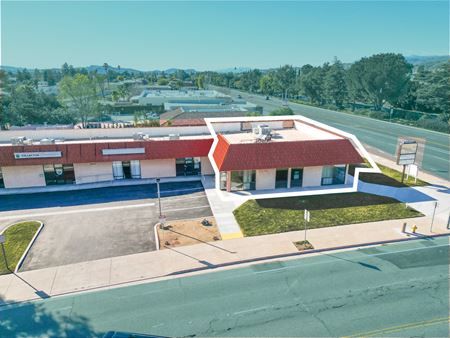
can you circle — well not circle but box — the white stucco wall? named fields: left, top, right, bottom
left=140, top=159, right=176, bottom=179
left=256, top=169, right=276, bottom=190
left=74, top=162, right=113, bottom=184
left=2, top=165, right=46, bottom=188
left=200, top=157, right=214, bottom=175
left=302, top=166, right=323, bottom=187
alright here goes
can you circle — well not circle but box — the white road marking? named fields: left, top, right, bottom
left=233, top=306, right=269, bottom=315
left=0, top=203, right=156, bottom=220
left=163, top=205, right=211, bottom=213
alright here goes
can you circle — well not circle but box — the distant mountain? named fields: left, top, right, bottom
left=85, top=65, right=142, bottom=74
left=0, top=65, right=26, bottom=73
left=405, top=55, right=448, bottom=70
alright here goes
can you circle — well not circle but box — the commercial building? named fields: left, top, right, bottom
left=0, top=116, right=376, bottom=196
left=131, top=89, right=230, bottom=106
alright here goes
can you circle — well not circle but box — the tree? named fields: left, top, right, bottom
left=347, top=53, right=412, bottom=110
left=259, top=74, right=278, bottom=95
left=6, top=84, right=62, bottom=125
left=94, top=74, right=107, bottom=98
left=300, top=66, right=326, bottom=104
left=58, top=74, right=99, bottom=127
left=324, top=60, right=347, bottom=108
left=269, top=107, right=294, bottom=116
left=196, top=74, right=205, bottom=89
left=414, top=63, right=449, bottom=114
left=275, top=65, right=296, bottom=99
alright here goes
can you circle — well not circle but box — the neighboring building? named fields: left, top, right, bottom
left=159, top=107, right=254, bottom=127
left=130, top=89, right=230, bottom=106
left=37, top=81, right=58, bottom=95
left=0, top=116, right=376, bottom=196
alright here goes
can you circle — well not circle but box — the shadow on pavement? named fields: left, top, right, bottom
left=0, top=181, right=203, bottom=212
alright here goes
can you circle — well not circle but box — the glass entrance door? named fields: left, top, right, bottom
left=113, top=161, right=141, bottom=179
left=290, top=168, right=303, bottom=187
left=275, top=169, right=288, bottom=188
left=43, top=164, right=75, bottom=185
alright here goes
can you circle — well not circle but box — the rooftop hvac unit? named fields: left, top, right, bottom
left=40, top=138, right=55, bottom=145
left=133, top=132, right=145, bottom=140
left=168, top=134, right=180, bottom=140
left=253, top=124, right=271, bottom=136
left=11, top=136, right=28, bottom=145
left=23, top=138, right=34, bottom=145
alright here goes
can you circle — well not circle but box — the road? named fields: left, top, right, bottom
left=217, top=87, right=449, bottom=181
left=0, top=237, right=448, bottom=337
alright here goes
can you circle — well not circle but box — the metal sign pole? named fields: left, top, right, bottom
left=1, top=242, right=9, bottom=271
left=430, top=201, right=438, bottom=233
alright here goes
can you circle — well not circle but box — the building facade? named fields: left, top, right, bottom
left=0, top=116, right=374, bottom=195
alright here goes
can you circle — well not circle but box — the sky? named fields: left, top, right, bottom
left=1, top=0, right=449, bottom=71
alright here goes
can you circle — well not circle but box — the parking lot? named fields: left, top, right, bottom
left=0, top=181, right=213, bottom=271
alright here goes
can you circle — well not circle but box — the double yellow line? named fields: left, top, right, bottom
left=345, top=316, right=450, bottom=337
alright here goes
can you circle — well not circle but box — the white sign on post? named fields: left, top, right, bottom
left=304, top=209, right=310, bottom=222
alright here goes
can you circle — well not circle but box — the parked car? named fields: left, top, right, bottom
left=265, top=96, right=270, bottom=100
left=237, top=94, right=242, bottom=99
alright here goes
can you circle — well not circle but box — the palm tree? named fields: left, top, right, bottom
left=103, top=63, right=110, bottom=87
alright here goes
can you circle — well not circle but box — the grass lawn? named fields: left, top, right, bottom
left=0, top=221, right=41, bottom=275
left=350, top=163, right=429, bottom=187
left=233, top=192, right=423, bottom=236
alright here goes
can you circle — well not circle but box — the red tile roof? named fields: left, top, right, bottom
left=0, top=138, right=214, bottom=166
left=212, top=134, right=363, bottom=171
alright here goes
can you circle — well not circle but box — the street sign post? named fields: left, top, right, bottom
left=304, top=209, right=310, bottom=241
left=0, top=234, right=8, bottom=271
left=397, top=139, right=418, bottom=182
left=430, top=201, right=438, bottom=232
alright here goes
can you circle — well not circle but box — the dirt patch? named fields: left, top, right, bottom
left=158, top=217, right=221, bottom=249
left=293, top=240, right=314, bottom=251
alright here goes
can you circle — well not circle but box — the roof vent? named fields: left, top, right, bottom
left=40, top=138, right=55, bottom=144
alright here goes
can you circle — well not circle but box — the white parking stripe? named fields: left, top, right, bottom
left=163, top=205, right=211, bottom=213
left=0, top=202, right=156, bottom=220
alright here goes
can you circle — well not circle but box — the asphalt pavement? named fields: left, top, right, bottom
left=217, top=87, right=449, bottom=181
left=0, top=182, right=213, bottom=271
left=0, top=237, right=448, bottom=337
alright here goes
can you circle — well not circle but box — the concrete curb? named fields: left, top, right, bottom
left=166, top=231, right=450, bottom=277
left=14, top=221, right=44, bottom=273
left=0, top=220, right=44, bottom=274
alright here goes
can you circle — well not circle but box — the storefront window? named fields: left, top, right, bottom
left=43, top=164, right=75, bottom=185
left=0, top=167, right=4, bottom=188
left=176, top=157, right=201, bottom=176
left=321, top=165, right=346, bottom=185
left=230, top=170, right=256, bottom=191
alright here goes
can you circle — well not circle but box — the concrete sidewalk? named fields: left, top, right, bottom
left=1, top=213, right=448, bottom=305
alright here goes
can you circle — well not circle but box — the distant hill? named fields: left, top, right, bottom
left=405, top=55, right=448, bottom=70
left=215, top=67, right=253, bottom=74
left=85, top=65, right=142, bottom=74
